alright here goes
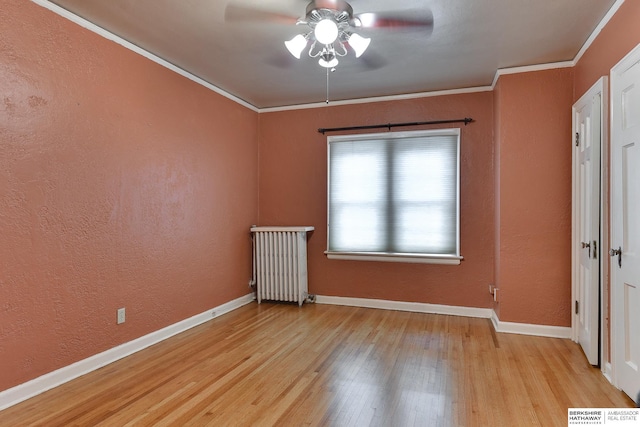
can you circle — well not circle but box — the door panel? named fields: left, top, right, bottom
left=611, top=47, right=640, bottom=402
left=572, top=80, right=604, bottom=366
left=623, top=283, right=638, bottom=371
left=622, top=143, right=638, bottom=253
left=621, top=142, right=639, bottom=379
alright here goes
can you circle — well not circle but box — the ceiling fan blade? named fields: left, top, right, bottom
left=354, top=10, right=433, bottom=32
left=357, top=51, right=387, bottom=71
left=310, top=0, right=351, bottom=11
left=225, top=4, right=299, bottom=25
left=266, top=51, right=297, bottom=69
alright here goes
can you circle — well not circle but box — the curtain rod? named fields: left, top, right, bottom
left=318, top=117, right=473, bottom=135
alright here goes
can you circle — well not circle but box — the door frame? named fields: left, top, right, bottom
left=610, top=42, right=640, bottom=393
left=571, top=76, right=609, bottom=375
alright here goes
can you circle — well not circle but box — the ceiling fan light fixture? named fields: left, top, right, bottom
left=348, top=33, right=370, bottom=57
left=314, top=18, right=339, bottom=44
left=319, top=57, right=339, bottom=68
left=355, top=12, right=375, bottom=28
left=284, top=34, right=307, bottom=59
left=318, top=52, right=339, bottom=68
left=275, top=0, right=433, bottom=71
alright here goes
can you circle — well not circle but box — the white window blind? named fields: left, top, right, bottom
left=327, top=129, right=461, bottom=264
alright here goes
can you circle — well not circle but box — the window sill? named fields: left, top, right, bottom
left=324, top=251, right=463, bottom=265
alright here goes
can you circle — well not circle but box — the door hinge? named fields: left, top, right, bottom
left=575, top=300, right=579, bottom=315
left=575, top=132, right=580, bottom=147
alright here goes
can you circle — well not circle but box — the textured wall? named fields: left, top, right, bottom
left=4, top=0, right=632, bottom=397
left=574, top=0, right=640, bottom=100
left=259, top=93, right=496, bottom=309
left=0, top=0, right=259, bottom=391
left=572, top=0, right=640, bottom=360
left=493, top=80, right=503, bottom=320
left=494, top=68, right=574, bottom=326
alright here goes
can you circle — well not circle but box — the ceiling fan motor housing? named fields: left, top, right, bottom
left=305, top=0, right=353, bottom=19
left=304, top=0, right=354, bottom=39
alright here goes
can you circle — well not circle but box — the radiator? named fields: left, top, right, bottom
left=251, top=226, right=314, bottom=306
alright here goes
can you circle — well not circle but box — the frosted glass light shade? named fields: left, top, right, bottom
left=314, top=19, right=339, bottom=44
left=284, top=34, right=307, bottom=59
left=349, top=33, right=371, bottom=57
left=319, top=56, right=339, bottom=68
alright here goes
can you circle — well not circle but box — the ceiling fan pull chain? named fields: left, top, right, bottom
left=326, top=67, right=330, bottom=104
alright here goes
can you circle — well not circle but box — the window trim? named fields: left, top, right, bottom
left=326, top=128, right=462, bottom=265
left=324, top=251, right=463, bottom=264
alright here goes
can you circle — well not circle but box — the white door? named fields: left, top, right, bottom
left=611, top=44, right=640, bottom=403
left=572, top=79, right=604, bottom=366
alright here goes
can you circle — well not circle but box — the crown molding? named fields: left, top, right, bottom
left=490, top=61, right=575, bottom=89
left=573, top=0, right=626, bottom=65
left=30, top=0, right=259, bottom=113
left=259, top=85, right=494, bottom=113
left=31, top=0, right=626, bottom=113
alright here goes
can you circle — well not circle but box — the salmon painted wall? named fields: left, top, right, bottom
left=0, top=0, right=259, bottom=392
left=259, top=93, right=496, bottom=309
left=494, top=68, right=574, bottom=326
left=572, top=0, right=640, bottom=362
left=574, top=0, right=640, bottom=100
left=493, top=80, right=503, bottom=319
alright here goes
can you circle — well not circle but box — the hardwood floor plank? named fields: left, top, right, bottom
left=0, top=302, right=634, bottom=426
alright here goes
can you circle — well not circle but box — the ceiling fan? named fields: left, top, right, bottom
left=225, top=0, right=434, bottom=70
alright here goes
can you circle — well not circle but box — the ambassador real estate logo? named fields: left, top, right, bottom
left=568, top=409, right=639, bottom=425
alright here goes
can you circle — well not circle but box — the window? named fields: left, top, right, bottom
left=326, top=129, right=462, bottom=264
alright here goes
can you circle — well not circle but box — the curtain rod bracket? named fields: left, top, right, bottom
left=318, top=118, right=473, bottom=135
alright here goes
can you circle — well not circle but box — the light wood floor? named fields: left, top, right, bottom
left=0, top=302, right=633, bottom=426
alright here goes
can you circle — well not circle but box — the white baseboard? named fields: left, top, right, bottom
left=0, top=293, right=255, bottom=411
left=1, top=293, right=573, bottom=411
left=491, top=310, right=571, bottom=339
left=315, top=295, right=571, bottom=339
left=315, top=295, right=493, bottom=319
left=602, top=362, right=613, bottom=384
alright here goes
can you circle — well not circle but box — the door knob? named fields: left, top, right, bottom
left=582, top=241, right=591, bottom=258
left=609, top=246, right=622, bottom=268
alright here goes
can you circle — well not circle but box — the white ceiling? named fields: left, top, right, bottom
left=47, top=0, right=617, bottom=109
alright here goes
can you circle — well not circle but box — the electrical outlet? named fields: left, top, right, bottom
left=489, top=284, right=494, bottom=295
left=117, top=308, right=126, bottom=324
